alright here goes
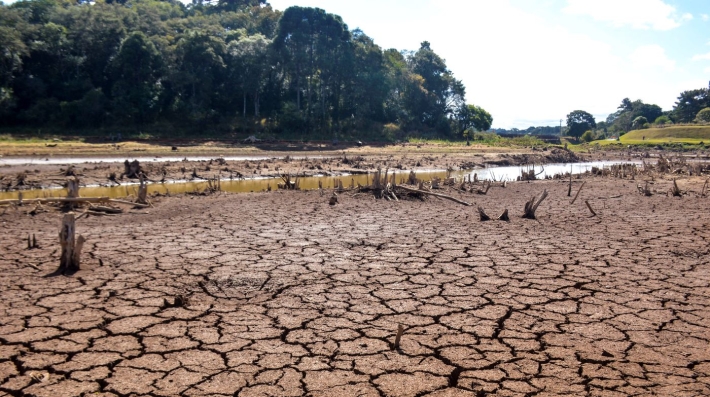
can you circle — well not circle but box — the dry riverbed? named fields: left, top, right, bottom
left=1, top=173, right=709, bottom=396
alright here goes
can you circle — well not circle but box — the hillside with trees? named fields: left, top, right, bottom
left=562, top=81, right=710, bottom=142
left=0, top=0, right=490, bottom=141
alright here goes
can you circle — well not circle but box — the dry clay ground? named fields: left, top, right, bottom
left=1, top=177, right=710, bottom=397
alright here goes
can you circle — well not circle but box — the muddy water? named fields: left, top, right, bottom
left=0, top=171, right=450, bottom=200
left=0, top=161, right=637, bottom=201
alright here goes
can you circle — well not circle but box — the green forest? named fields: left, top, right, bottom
left=0, top=0, right=493, bottom=140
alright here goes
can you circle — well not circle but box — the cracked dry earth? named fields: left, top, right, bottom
left=1, top=178, right=710, bottom=397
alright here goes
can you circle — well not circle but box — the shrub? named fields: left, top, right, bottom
left=631, top=116, right=648, bottom=130
left=580, top=130, right=594, bottom=142
left=654, top=115, right=671, bottom=125
left=696, top=107, right=710, bottom=123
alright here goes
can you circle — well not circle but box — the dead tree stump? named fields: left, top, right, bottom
left=137, top=174, right=148, bottom=205
left=57, top=213, right=86, bottom=275
left=64, top=177, right=81, bottom=210
left=477, top=206, right=491, bottom=221
left=66, top=177, right=80, bottom=199
left=408, top=170, right=417, bottom=185
left=670, top=179, right=682, bottom=197
left=122, top=160, right=142, bottom=179
left=498, top=209, right=510, bottom=222
left=522, top=189, right=548, bottom=219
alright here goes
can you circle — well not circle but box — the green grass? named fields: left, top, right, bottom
left=619, top=125, right=710, bottom=144
left=580, top=125, right=710, bottom=147
left=407, top=134, right=548, bottom=148
left=618, top=125, right=710, bottom=144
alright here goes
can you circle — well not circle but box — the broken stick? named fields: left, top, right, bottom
left=570, top=181, right=586, bottom=205
left=396, top=185, right=472, bottom=206
left=394, top=324, right=404, bottom=350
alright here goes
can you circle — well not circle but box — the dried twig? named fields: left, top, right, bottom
left=570, top=181, right=586, bottom=205
left=393, top=324, right=404, bottom=350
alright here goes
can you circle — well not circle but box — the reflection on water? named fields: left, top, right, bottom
left=464, top=161, right=640, bottom=181
left=0, top=161, right=638, bottom=201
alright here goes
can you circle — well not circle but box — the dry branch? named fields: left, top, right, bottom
left=585, top=200, right=597, bottom=216
left=522, top=189, right=548, bottom=219
left=670, top=179, right=682, bottom=197
left=570, top=181, right=586, bottom=205
left=396, top=185, right=471, bottom=206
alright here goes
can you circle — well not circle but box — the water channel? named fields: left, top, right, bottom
left=0, top=160, right=638, bottom=201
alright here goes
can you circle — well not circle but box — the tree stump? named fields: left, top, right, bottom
left=66, top=177, right=80, bottom=199
left=670, top=179, right=682, bottom=197
left=522, top=189, right=548, bottom=219
left=57, top=213, right=86, bottom=275
left=477, top=206, right=491, bottom=221
left=408, top=170, right=417, bottom=185
left=497, top=209, right=510, bottom=222
left=122, top=160, right=142, bottom=179
left=137, top=174, right=148, bottom=205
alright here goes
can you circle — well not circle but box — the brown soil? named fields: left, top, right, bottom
left=2, top=174, right=710, bottom=396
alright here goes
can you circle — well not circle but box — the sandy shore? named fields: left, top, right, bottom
left=1, top=173, right=709, bottom=396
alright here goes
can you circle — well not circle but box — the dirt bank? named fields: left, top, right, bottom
left=1, top=174, right=709, bottom=396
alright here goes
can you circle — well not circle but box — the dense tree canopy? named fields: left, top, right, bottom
left=672, top=85, right=709, bottom=123
left=606, top=98, right=662, bottom=132
left=566, top=110, right=596, bottom=138
left=0, top=0, right=490, bottom=139
left=455, top=104, right=492, bottom=137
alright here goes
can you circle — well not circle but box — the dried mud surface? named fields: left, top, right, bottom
left=1, top=177, right=710, bottom=396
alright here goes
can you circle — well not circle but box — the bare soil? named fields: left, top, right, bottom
left=1, top=174, right=709, bottom=396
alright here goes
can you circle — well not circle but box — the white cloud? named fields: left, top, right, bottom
left=702, top=14, right=709, bottom=21
left=705, top=67, right=710, bottom=73
left=563, top=0, right=691, bottom=30
left=692, top=52, right=710, bottom=61
left=628, top=45, right=675, bottom=71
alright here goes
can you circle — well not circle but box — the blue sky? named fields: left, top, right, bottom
left=268, top=0, right=710, bottom=128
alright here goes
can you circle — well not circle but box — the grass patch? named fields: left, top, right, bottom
left=408, top=134, right=548, bottom=148
left=620, top=125, right=710, bottom=144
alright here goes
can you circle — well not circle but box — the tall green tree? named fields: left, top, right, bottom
left=408, top=41, right=464, bottom=132
left=273, top=6, right=354, bottom=131
left=110, top=31, right=164, bottom=126
left=173, top=31, right=227, bottom=123
left=672, top=86, right=709, bottom=123
left=455, top=104, right=492, bottom=137
left=227, top=33, right=270, bottom=118
left=566, top=110, right=596, bottom=138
